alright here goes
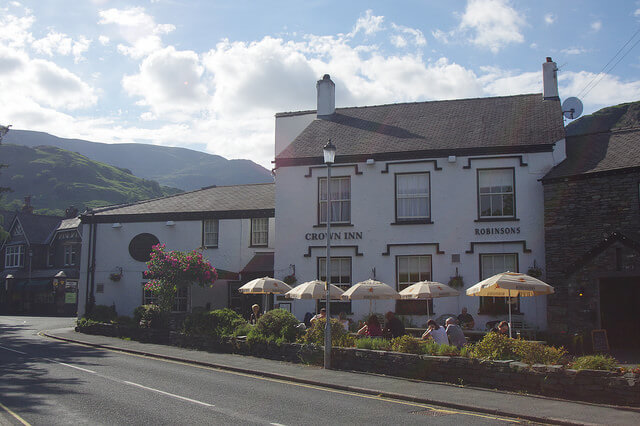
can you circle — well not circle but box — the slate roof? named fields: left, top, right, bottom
left=12, top=212, right=63, bottom=245
left=85, top=183, right=275, bottom=219
left=275, top=94, right=564, bottom=165
left=542, top=128, right=640, bottom=182
left=57, top=217, right=81, bottom=231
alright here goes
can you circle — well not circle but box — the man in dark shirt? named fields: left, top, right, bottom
left=457, top=307, right=475, bottom=329
left=384, top=311, right=406, bottom=338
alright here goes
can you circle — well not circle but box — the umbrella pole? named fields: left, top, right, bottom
left=427, top=298, right=430, bottom=317
left=508, top=289, right=512, bottom=338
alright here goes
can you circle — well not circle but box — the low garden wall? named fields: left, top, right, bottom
left=76, top=323, right=640, bottom=407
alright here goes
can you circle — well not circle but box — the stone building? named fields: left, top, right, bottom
left=542, top=126, right=640, bottom=352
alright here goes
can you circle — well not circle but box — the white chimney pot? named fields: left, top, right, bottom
left=316, top=74, right=335, bottom=116
left=542, top=57, right=559, bottom=100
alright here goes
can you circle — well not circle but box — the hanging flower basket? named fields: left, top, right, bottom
left=283, top=274, right=297, bottom=285
left=109, top=273, right=122, bottom=282
left=448, top=275, right=464, bottom=289
left=527, top=266, right=543, bottom=279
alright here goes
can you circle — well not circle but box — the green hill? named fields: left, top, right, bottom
left=0, top=144, right=182, bottom=215
left=565, top=100, right=640, bottom=136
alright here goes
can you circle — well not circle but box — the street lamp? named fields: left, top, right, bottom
left=323, top=139, right=336, bottom=369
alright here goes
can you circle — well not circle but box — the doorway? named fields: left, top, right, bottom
left=599, top=277, right=640, bottom=352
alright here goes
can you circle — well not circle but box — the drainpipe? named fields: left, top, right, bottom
left=88, top=220, right=98, bottom=315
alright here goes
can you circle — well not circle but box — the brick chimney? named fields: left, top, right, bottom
left=316, top=74, right=335, bottom=117
left=542, top=57, right=559, bottom=100
left=22, top=196, right=33, bottom=214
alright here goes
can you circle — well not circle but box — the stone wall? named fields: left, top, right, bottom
left=543, top=170, right=640, bottom=338
left=77, top=324, right=640, bottom=407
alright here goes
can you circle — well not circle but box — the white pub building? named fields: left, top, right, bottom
left=273, top=59, right=566, bottom=330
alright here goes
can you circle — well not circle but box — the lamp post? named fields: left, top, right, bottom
left=323, top=139, right=336, bottom=369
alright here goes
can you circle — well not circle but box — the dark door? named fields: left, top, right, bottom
left=228, top=280, right=263, bottom=320
left=599, top=277, right=640, bottom=349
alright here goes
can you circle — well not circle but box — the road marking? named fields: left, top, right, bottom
left=52, top=361, right=97, bottom=374
left=123, top=381, right=215, bottom=407
left=0, top=345, right=27, bottom=355
left=0, top=400, right=31, bottom=426
left=40, top=334, right=521, bottom=423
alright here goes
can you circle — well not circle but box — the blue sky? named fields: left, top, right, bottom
left=1, top=0, right=640, bottom=168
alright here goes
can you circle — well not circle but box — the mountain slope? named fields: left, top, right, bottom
left=3, top=130, right=273, bottom=190
left=565, top=101, right=640, bottom=136
left=0, top=144, right=182, bottom=214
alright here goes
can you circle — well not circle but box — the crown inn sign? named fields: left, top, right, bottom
left=305, top=231, right=363, bottom=241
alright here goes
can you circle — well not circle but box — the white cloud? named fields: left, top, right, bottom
left=635, top=9, right=640, bottom=17
left=391, top=23, right=426, bottom=47
left=459, top=0, right=526, bottom=53
left=561, top=47, right=587, bottom=55
left=0, top=9, right=34, bottom=48
left=391, top=35, right=407, bottom=48
left=98, top=7, right=175, bottom=58
left=544, top=13, right=556, bottom=25
left=349, top=10, right=384, bottom=37
left=122, top=46, right=208, bottom=121
left=591, top=20, right=602, bottom=32
left=32, top=31, right=91, bottom=63
left=432, top=29, right=450, bottom=44
left=98, top=35, right=110, bottom=46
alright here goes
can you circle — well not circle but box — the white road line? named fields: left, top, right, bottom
left=53, top=361, right=97, bottom=374
left=0, top=345, right=27, bottom=355
left=123, top=381, right=215, bottom=407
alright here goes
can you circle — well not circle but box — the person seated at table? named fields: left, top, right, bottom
left=421, top=319, right=449, bottom=345
left=383, top=311, right=405, bottom=338
left=338, top=311, right=350, bottom=331
left=310, top=308, right=326, bottom=325
left=445, top=317, right=467, bottom=348
left=357, top=314, right=383, bottom=337
left=249, top=304, right=262, bottom=325
left=492, top=320, right=510, bottom=336
left=457, top=307, right=475, bottom=329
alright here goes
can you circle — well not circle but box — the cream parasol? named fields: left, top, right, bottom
left=284, top=280, right=345, bottom=300
left=341, top=279, right=399, bottom=313
left=398, top=281, right=460, bottom=317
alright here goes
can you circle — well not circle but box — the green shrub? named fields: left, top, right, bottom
left=76, top=317, right=100, bottom=327
left=134, top=304, right=166, bottom=329
left=113, top=316, right=135, bottom=327
left=420, top=340, right=440, bottom=355
left=459, top=345, right=473, bottom=358
left=247, top=309, right=303, bottom=345
left=570, top=355, right=618, bottom=371
left=355, top=338, right=392, bottom=351
left=298, top=318, right=353, bottom=347
left=87, top=304, right=117, bottom=323
left=471, top=333, right=566, bottom=364
left=182, top=308, right=245, bottom=337
left=436, top=344, right=461, bottom=356
left=391, top=335, right=422, bottom=354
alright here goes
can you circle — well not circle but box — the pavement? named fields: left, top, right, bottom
left=44, top=327, right=640, bottom=426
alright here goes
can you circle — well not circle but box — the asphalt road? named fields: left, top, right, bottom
left=0, top=316, right=533, bottom=426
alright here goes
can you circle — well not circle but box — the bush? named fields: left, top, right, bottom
left=298, top=318, right=353, bottom=347
left=247, top=309, right=303, bottom=345
left=570, top=355, right=618, bottom=371
left=182, top=308, right=245, bottom=337
left=87, top=304, right=117, bottom=323
left=76, top=317, right=100, bottom=327
left=232, top=322, right=253, bottom=337
left=355, top=338, right=392, bottom=351
left=436, top=343, right=461, bottom=356
left=471, top=333, right=566, bottom=364
left=391, top=335, right=422, bottom=354
left=134, top=304, right=166, bottom=329
left=113, top=316, right=135, bottom=327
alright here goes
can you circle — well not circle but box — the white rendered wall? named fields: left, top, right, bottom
left=78, top=217, right=275, bottom=317
left=275, top=113, right=316, bottom=157
left=275, top=147, right=563, bottom=330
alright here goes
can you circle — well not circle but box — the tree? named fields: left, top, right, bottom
left=143, top=243, right=218, bottom=312
left=0, top=125, right=11, bottom=240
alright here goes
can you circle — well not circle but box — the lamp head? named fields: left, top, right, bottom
left=323, top=140, right=336, bottom=164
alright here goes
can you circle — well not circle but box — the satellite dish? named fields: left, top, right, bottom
left=562, top=97, right=583, bottom=120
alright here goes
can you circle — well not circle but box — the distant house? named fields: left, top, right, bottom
left=542, top=126, right=640, bottom=351
left=273, top=58, right=566, bottom=330
left=0, top=199, right=81, bottom=315
left=77, top=183, right=276, bottom=319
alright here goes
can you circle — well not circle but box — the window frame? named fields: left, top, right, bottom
left=317, top=256, right=352, bottom=315
left=394, top=172, right=431, bottom=223
left=477, top=167, right=516, bottom=220
left=250, top=218, right=269, bottom=247
left=317, top=176, right=351, bottom=225
left=63, top=244, right=78, bottom=266
left=5, top=245, right=24, bottom=268
left=395, top=254, right=433, bottom=315
left=478, top=253, right=520, bottom=314
left=202, top=219, right=219, bottom=248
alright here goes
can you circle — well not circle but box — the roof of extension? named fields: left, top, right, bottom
left=275, top=94, right=565, bottom=165
left=82, top=183, right=275, bottom=222
left=542, top=128, right=640, bottom=182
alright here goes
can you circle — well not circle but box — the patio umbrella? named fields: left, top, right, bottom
left=466, top=271, right=554, bottom=337
left=341, top=279, right=400, bottom=313
left=238, top=277, right=292, bottom=311
left=398, top=281, right=460, bottom=317
left=284, top=280, right=345, bottom=300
